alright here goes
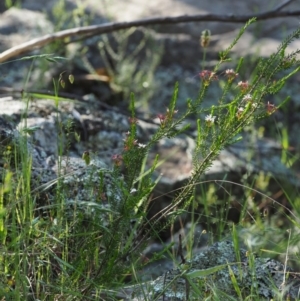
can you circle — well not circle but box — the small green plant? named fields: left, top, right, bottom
left=96, top=27, right=163, bottom=108
left=0, top=17, right=300, bottom=300
left=5, top=0, right=21, bottom=9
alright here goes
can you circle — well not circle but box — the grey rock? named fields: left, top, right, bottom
left=124, top=241, right=300, bottom=301
left=0, top=7, right=54, bottom=89
left=0, top=115, right=57, bottom=189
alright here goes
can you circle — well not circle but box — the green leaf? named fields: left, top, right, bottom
left=186, top=263, right=229, bottom=279
left=228, top=264, right=242, bottom=299
left=169, top=81, right=179, bottom=114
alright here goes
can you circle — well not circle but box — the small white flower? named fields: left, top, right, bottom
left=205, top=114, right=216, bottom=126
left=225, top=69, right=238, bottom=80
left=138, top=143, right=146, bottom=148
left=130, top=188, right=137, bottom=194
left=243, top=94, right=252, bottom=102
left=236, top=107, right=244, bottom=119
left=205, top=114, right=216, bottom=122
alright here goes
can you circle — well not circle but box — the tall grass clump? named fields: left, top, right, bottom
left=0, top=18, right=300, bottom=300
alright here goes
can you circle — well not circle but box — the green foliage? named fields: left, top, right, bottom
left=4, top=0, right=21, bottom=9
left=51, top=0, right=92, bottom=30
left=97, top=27, right=163, bottom=108
left=1, top=18, right=300, bottom=300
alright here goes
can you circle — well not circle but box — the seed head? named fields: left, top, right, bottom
left=82, top=151, right=91, bottom=166
left=200, top=29, right=211, bottom=48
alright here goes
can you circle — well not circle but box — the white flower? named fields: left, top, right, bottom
left=243, top=94, right=252, bottom=102
left=205, top=114, right=216, bottom=126
left=236, top=107, right=244, bottom=119
left=226, top=69, right=235, bottom=74
left=138, top=143, right=146, bottom=148
left=130, top=188, right=137, bottom=194
left=205, top=114, right=216, bottom=122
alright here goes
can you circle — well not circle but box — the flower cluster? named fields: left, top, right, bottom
left=112, top=117, right=147, bottom=167
left=225, top=69, right=238, bottom=82
left=266, top=101, right=277, bottom=115
left=128, top=117, right=138, bottom=125
left=200, top=29, right=211, bottom=48
left=156, top=108, right=178, bottom=128
left=157, top=113, right=167, bottom=126
left=236, top=107, right=244, bottom=119
left=241, top=93, right=259, bottom=109
left=205, top=114, right=216, bottom=127
left=243, top=94, right=253, bottom=102
left=237, top=81, right=250, bottom=93
left=123, top=131, right=146, bottom=151
left=199, top=70, right=218, bottom=86
left=199, top=70, right=218, bottom=81
left=112, top=154, right=123, bottom=166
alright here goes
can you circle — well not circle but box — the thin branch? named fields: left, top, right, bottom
left=0, top=8, right=300, bottom=63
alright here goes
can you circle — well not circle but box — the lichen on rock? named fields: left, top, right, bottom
left=130, top=240, right=300, bottom=301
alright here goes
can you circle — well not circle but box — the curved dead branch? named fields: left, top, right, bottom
left=0, top=0, right=299, bottom=63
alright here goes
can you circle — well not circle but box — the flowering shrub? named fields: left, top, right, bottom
left=1, top=18, right=300, bottom=300
left=108, top=18, right=300, bottom=255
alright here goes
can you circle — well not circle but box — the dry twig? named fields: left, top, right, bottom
left=0, top=0, right=299, bottom=63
